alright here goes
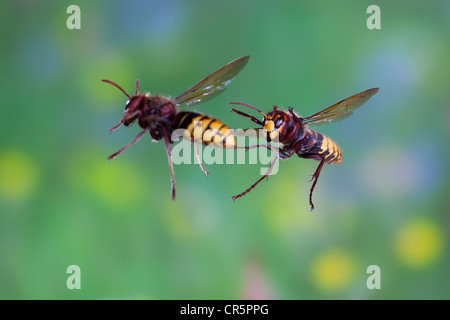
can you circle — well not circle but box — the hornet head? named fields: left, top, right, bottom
left=230, top=102, right=298, bottom=143
left=102, top=79, right=144, bottom=132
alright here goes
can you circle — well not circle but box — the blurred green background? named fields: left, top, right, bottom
left=0, top=0, right=449, bottom=299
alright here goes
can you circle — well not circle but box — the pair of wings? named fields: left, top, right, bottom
left=171, top=55, right=378, bottom=125
left=171, top=55, right=249, bottom=108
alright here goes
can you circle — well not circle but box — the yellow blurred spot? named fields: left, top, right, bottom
left=395, top=220, right=443, bottom=268
left=0, top=150, right=38, bottom=200
left=81, top=53, right=135, bottom=108
left=86, top=159, right=148, bottom=210
left=311, top=249, right=356, bottom=292
left=161, top=201, right=194, bottom=240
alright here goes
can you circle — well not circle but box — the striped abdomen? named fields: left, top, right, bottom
left=174, top=112, right=235, bottom=148
left=299, top=129, right=342, bottom=164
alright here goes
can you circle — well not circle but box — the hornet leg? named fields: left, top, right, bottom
left=108, top=129, right=148, bottom=160
left=109, top=110, right=142, bottom=134
left=232, top=155, right=279, bottom=201
left=195, top=143, right=209, bottom=176
left=308, top=157, right=326, bottom=211
left=244, top=144, right=280, bottom=153
left=163, top=128, right=176, bottom=200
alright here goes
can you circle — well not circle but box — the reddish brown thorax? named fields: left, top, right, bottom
left=120, top=94, right=178, bottom=141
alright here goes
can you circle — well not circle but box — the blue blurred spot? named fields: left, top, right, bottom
left=372, top=48, right=417, bottom=94
left=357, top=132, right=444, bottom=201
left=18, top=34, right=62, bottom=82
left=358, top=42, right=422, bottom=117
left=111, top=0, right=182, bottom=43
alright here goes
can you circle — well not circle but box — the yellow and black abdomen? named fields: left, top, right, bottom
left=319, top=133, right=342, bottom=164
left=300, top=129, right=342, bottom=164
left=174, top=112, right=236, bottom=148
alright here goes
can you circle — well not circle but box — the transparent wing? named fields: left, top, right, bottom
left=303, top=88, right=379, bottom=125
left=171, top=56, right=249, bottom=108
